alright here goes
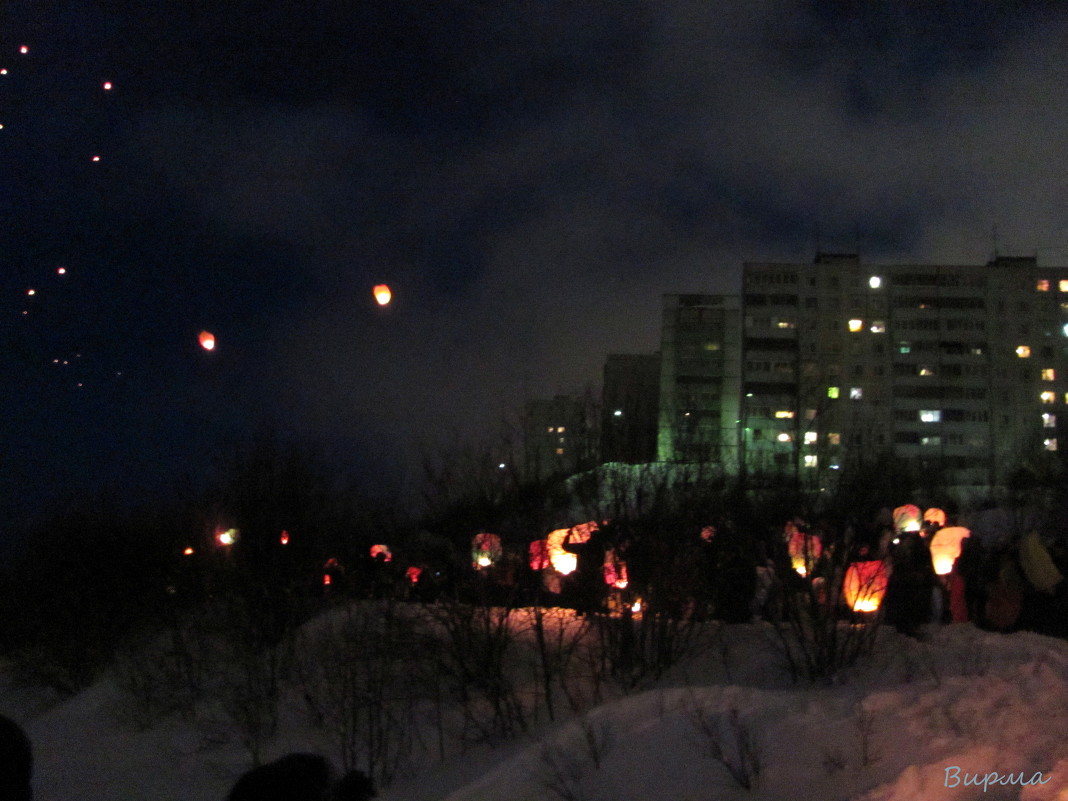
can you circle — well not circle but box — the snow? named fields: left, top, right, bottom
left=3, top=619, right=1068, bottom=801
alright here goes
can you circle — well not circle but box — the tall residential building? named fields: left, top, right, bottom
left=657, top=294, right=742, bottom=468
left=601, top=353, right=661, bottom=463
left=658, top=254, right=1068, bottom=500
left=523, top=394, right=597, bottom=480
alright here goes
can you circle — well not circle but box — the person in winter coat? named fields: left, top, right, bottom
left=227, top=753, right=376, bottom=801
left=0, top=713, right=33, bottom=801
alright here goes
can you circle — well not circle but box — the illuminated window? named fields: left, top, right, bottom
left=1016, top=345, right=1031, bottom=358
left=827, top=386, right=840, bottom=399
left=804, top=431, right=818, bottom=444
left=1045, top=438, right=1058, bottom=451
left=1063, top=323, right=1068, bottom=337
left=921, top=436, right=941, bottom=446
left=776, top=320, right=796, bottom=329
left=547, top=426, right=555, bottom=432
left=868, top=276, right=882, bottom=289
left=920, top=410, right=941, bottom=423
left=1043, top=413, right=1056, bottom=428
left=1060, top=280, right=1068, bottom=292
left=899, top=342, right=911, bottom=354
left=869, top=321, right=886, bottom=333
left=1037, top=279, right=1051, bottom=291
left=828, top=433, right=841, bottom=445
left=557, top=426, right=566, bottom=433
left=803, top=454, right=818, bottom=468
left=848, top=319, right=863, bottom=332
left=776, top=432, right=792, bottom=442
left=1041, top=391, right=1056, bottom=404
left=555, top=448, right=565, bottom=455
left=919, top=366, right=935, bottom=376
left=613, top=409, right=623, bottom=417
left=774, top=410, right=795, bottom=419
left=849, top=387, right=863, bottom=400
left=705, top=342, right=720, bottom=351
left=1043, top=368, right=1056, bottom=381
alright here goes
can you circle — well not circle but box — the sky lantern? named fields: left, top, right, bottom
left=923, top=508, right=946, bottom=529
left=370, top=543, right=392, bottom=562
left=529, top=539, right=550, bottom=571
left=198, top=330, right=215, bottom=350
left=929, top=526, right=970, bottom=575
left=545, top=521, right=598, bottom=575
left=787, top=528, right=822, bottom=576
left=843, top=560, right=889, bottom=612
left=279, top=530, right=290, bottom=545
left=472, top=532, right=502, bottom=569
left=215, top=527, right=238, bottom=546
left=373, top=284, right=392, bottom=306
left=892, top=504, right=922, bottom=532
left=602, top=548, right=628, bottom=588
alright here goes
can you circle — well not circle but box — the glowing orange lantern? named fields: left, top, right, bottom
left=545, top=521, right=597, bottom=575
left=182, top=546, right=194, bottom=556
left=788, top=530, right=822, bottom=577
left=893, top=504, right=922, bottom=532
left=843, top=560, right=889, bottom=612
left=602, top=548, right=628, bottom=588
left=472, top=532, right=502, bottom=569
left=406, top=566, right=423, bottom=584
left=929, top=526, right=970, bottom=575
left=529, top=539, right=550, bottom=570
left=923, top=508, right=946, bottom=528
left=279, top=530, right=290, bottom=545
left=370, top=544, right=392, bottom=562
left=198, top=330, right=216, bottom=351
left=373, top=284, right=391, bottom=306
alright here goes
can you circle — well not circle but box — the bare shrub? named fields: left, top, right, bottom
left=687, top=701, right=763, bottom=790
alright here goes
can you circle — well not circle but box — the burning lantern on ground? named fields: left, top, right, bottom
left=545, top=521, right=598, bottom=575
left=843, top=560, right=889, bottom=612
left=893, top=505, right=922, bottom=533
left=472, top=532, right=502, bottom=569
left=929, top=526, right=970, bottom=576
left=788, top=530, right=823, bottom=577
left=406, top=566, right=423, bottom=584
left=370, top=544, right=392, bottom=562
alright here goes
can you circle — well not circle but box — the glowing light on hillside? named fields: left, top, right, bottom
left=373, top=284, right=392, bottom=305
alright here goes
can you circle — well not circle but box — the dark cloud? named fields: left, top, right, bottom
left=7, top=1, right=1068, bottom=521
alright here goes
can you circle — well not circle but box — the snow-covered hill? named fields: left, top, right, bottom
left=4, top=620, right=1067, bottom=801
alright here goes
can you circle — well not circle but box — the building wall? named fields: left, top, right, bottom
left=737, top=254, right=1068, bottom=494
left=657, top=294, right=742, bottom=468
left=601, top=353, right=661, bottom=463
left=523, top=394, right=596, bottom=480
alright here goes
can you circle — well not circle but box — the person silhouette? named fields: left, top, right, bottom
left=0, top=713, right=33, bottom=801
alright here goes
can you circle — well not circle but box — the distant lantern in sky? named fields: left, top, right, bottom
left=91, top=155, right=100, bottom=162
left=373, top=284, right=392, bottom=306
left=102, top=81, right=112, bottom=91
left=198, top=330, right=216, bottom=350
left=56, top=267, right=66, bottom=275
left=19, top=46, right=28, bottom=55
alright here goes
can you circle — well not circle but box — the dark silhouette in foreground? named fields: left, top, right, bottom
left=0, top=713, right=33, bottom=801
left=227, top=753, right=375, bottom=801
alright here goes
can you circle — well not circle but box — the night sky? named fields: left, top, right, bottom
left=4, top=1, right=1068, bottom=528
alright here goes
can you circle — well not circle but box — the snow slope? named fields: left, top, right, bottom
left=3, top=621, right=1067, bottom=801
